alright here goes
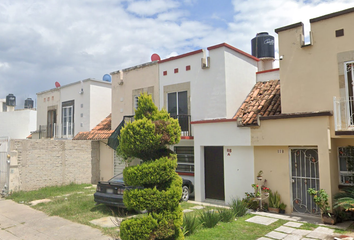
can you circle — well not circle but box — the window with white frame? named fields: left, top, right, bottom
left=62, top=100, right=74, bottom=137
left=174, top=146, right=194, bottom=173
left=338, top=146, right=354, bottom=185
left=167, top=91, right=188, bottom=132
left=167, top=91, right=188, bottom=116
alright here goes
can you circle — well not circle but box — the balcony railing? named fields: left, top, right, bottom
left=170, top=114, right=192, bottom=137
left=108, top=115, right=135, bottom=150
left=37, top=123, right=74, bottom=139
left=37, top=125, right=47, bottom=139
left=55, top=122, right=74, bottom=139
left=334, top=96, right=354, bottom=131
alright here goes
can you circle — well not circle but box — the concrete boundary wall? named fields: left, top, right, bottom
left=8, top=139, right=99, bottom=192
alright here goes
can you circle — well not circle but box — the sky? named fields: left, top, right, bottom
left=0, top=0, right=353, bottom=108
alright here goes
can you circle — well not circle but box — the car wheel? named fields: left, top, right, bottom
left=181, top=185, right=190, bottom=201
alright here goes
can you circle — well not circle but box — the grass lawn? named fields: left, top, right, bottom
left=6, top=183, right=354, bottom=239
left=185, top=215, right=288, bottom=240
left=7, top=183, right=122, bottom=238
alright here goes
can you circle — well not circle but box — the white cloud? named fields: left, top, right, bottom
left=0, top=62, right=9, bottom=70
left=157, top=10, right=186, bottom=21
left=0, top=0, right=353, bottom=103
left=126, top=0, right=180, bottom=16
left=165, top=51, right=178, bottom=58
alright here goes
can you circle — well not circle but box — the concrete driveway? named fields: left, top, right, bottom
left=0, top=199, right=113, bottom=240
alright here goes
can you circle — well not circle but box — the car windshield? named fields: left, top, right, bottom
left=109, top=173, right=124, bottom=184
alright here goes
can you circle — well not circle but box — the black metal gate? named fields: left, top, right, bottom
left=291, top=148, right=320, bottom=214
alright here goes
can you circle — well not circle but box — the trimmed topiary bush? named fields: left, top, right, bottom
left=120, top=215, right=158, bottom=240
left=119, top=93, right=184, bottom=240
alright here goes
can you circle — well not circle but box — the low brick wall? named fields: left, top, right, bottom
left=9, top=139, right=99, bottom=192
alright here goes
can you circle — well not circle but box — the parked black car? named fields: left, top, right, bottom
left=94, top=174, right=194, bottom=208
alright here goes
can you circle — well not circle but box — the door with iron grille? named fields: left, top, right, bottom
left=0, top=137, right=9, bottom=196
left=291, top=148, right=320, bottom=214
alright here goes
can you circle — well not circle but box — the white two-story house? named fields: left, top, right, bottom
left=35, top=79, right=111, bottom=139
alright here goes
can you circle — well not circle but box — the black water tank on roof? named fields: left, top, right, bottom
left=6, top=94, right=16, bottom=106
left=24, top=98, right=34, bottom=109
left=251, top=32, right=275, bottom=58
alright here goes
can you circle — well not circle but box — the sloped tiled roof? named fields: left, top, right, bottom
left=233, top=80, right=281, bottom=125
left=73, top=114, right=113, bottom=140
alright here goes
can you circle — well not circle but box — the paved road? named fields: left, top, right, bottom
left=0, top=199, right=113, bottom=240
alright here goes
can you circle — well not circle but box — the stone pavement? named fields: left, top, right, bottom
left=247, top=211, right=354, bottom=240
left=0, top=199, right=113, bottom=240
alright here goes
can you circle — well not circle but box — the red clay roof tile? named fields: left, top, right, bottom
left=73, top=114, right=113, bottom=140
left=233, top=80, right=281, bottom=125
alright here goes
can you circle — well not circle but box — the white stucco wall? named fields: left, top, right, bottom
left=36, top=89, right=60, bottom=128
left=89, top=84, right=112, bottom=130
left=159, top=51, right=204, bottom=117
left=37, top=79, right=111, bottom=138
left=60, top=81, right=90, bottom=135
left=0, top=110, right=37, bottom=139
left=256, top=69, right=280, bottom=82
left=223, top=146, right=254, bottom=203
left=99, top=140, right=114, bottom=181
left=193, top=121, right=253, bottom=203
left=111, top=62, right=159, bottom=129
left=159, top=46, right=258, bottom=122
left=191, top=49, right=227, bottom=121
left=224, top=48, right=257, bottom=118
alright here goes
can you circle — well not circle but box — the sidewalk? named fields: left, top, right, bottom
left=250, top=211, right=354, bottom=240
left=0, top=199, right=113, bottom=240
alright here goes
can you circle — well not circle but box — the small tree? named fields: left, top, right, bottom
left=119, top=93, right=184, bottom=240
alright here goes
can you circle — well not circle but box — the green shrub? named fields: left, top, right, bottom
left=123, top=173, right=182, bottom=212
left=219, top=208, right=235, bottom=222
left=308, top=188, right=329, bottom=214
left=134, top=93, right=158, bottom=121
left=123, top=156, right=178, bottom=187
left=269, top=191, right=281, bottom=208
left=119, top=118, right=163, bottom=161
left=153, top=115, right=181, bottom=146
left=199, top=210, right=220, bottom=228
left=230, top=198, right=248, bottom=217
left=182, top=214, right=200, bottom=236
left=119, top=94, right=183, bottom=240
left=119, top=215, right=158, bottom=240
left=334, top=186, right=354, bottom=211
left=243, top=192, right=259, bottom=210
left=151, top=208, right=183, bottom=239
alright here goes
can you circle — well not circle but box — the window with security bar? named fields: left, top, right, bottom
left=338, top=146, right=354, bottom=185
left=134, top=95, right=139, bottom=110
left=174, top=146, right=194, bottom=173
left=346, top=62, right=354, bottom=127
